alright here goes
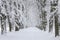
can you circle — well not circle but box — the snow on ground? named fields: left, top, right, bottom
left=0, top=27, right=60, bottom=40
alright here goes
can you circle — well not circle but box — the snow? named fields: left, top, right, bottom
left=0, top=0, right=60, bottom=40
left=0, top=27, right=60, bottom=40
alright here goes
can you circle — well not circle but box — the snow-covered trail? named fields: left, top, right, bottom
left=0, top=27, right=60, bottom=40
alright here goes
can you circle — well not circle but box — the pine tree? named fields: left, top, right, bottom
left=7, top=0, right=12, bottom=32
left=50, top=0, right=59, bottom=37
left=0, top=0, right=7, bottom=34
left=39, top=0, right=47, bottom=31
left=14, top=8, right=20, bottom=31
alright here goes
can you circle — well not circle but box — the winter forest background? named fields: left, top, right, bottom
left=0, top=0, right=60, bottom=39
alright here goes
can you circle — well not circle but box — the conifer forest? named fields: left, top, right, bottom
left=0, top=0, right=60, bottom=38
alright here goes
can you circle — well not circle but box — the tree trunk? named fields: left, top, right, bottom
left=8, top=15, right=12, bottom=32
left=55, top=14, right=59, bottom=37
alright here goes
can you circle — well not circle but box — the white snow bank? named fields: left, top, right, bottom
left=0, top=27, right=60, bottom=40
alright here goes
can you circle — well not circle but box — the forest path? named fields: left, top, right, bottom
left=0, top=27, right=60, bottom=40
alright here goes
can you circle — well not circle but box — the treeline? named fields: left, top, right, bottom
left=36, top=0, right=60, bottom=37
left=0, top=0, right=60, bottom=37
left=0, top=0, right=24, bottom=34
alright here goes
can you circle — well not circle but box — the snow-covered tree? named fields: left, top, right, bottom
left=50, top=0, right=59, bottom=37
left=36, top=0, right=47, bottom=31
